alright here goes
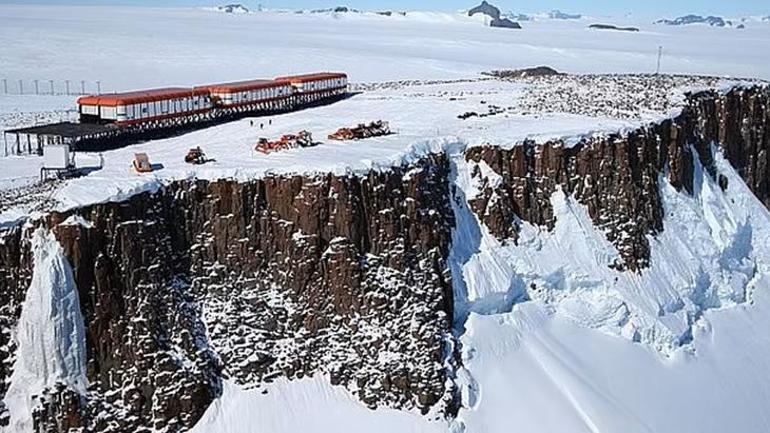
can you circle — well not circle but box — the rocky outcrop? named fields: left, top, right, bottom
left=691, top=88, right=770, bottom=207
left=468, top=1, right=501, bottom=20
left=589, top=23, right=640, bottom=32
left=464, top=86, right=769, bottom=271
left=0, top=154, right=455, bottom=432
left=490, top=18, right=521, bottom=29
left=656, top=15, right=730, bottom=27
left=468, top=1, right=521, bottom=29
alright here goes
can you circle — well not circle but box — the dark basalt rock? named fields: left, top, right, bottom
left=484, top=66, right=563, bottom=79
left=656, top=15, right=729, bottom=27
left=0, top=154, right=456, bottom=431
left=490, top=18, right=522, bottom=29
left=589, top=23, right=640, bottom=32
left=468, top=1, right=501, bottom=20
left=464, top=86, right=770, bottom=271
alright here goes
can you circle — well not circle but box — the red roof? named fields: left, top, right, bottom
left=198, top=79, right=291, bottom=94
left=78, top=88, right=208, bottom=107
left=276, top=72, right=347, bottom=84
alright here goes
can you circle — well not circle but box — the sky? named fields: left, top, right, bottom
left=0, top=0, right=768, bottom=17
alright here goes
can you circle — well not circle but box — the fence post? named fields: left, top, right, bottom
left=2, top=79, right=6, bottom=94
left=81, top=80, right=85, bottom=95
left=49, top=80, right=54, bottom=95
left=34, top=79, right=39, bottom=95
left=65, top=80, right=70, bottom=95
left=18, top=79, right=23, bottom=95
left=96, top=80, right=101, bottom=94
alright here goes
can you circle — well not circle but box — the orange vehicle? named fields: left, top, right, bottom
left=256, top=131, right=314, bottom=154
left=328, top=121, right=391, bottom=141
left=133, top=153, right=153, bottom=173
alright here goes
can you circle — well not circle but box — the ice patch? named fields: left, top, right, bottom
left=2, top=229, right=87, bottom=433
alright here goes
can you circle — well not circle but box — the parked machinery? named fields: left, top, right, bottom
left=184, top=147, right=211, bottom=165
left=256, top=131, right=315, bottom=154
left=132, top=153, right=153, bottom=173
left=328, top=120, right=392, bottom=141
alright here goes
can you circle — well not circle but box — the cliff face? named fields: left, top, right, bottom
left=0, top=226, right=34, bottom=427
left=465, top=86, right=769, bottom=271
left=0, top=86, right=768, bottom=432
left=0, top=154, right=455, bottom=432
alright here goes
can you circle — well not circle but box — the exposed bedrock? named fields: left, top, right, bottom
left=465, top=86, right=770, bottom=271
left=0, top=86, right=768, bottom=432
left=0, top=154, right=455, bottom=432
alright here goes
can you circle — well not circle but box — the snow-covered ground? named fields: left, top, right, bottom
left=452, top=150, right=770, bottom=432
left=190, top=377, right=447, bottom=433
left=1, top=5, right=770, bottom=89
left=2, top=5, right=770, bottom=433
left=0, top=75, right=746, bottom=225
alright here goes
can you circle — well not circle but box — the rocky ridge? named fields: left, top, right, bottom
left=1, top=154, right=456, bottom=431
left=464, top=86, right=769, bottom=271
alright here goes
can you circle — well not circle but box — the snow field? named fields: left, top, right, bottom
left=451, top=149, right=770, bottom=432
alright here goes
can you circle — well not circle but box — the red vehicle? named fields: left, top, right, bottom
left=256, top=131, right=314, bottom=154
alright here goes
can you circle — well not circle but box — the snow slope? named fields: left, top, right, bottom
left=3, top=229, right=87, bottom=433
left=452, top=150, right=770, bottom=432
left=1, top=5, right=769, bottom=92
left=191, top=377, right=447, bottom=433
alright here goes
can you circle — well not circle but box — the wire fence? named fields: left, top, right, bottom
left=1, top=78, right=107, bottom=96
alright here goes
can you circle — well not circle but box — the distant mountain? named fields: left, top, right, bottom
left=508, top=13, right=533, bottom=22
left=656, top=15, right=730, bottom=27
left=468, top=1, right=522, bottom=29
left=308, top=6, right=361, bottom=14
left=468, top=1, right=501, bottom=20
left=293, top=6, right=407, bottom=16
left=214, top=4, right=250, bottom=14
left=548, top=10, right=582, bottom=20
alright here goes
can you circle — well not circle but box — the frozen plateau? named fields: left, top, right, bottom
left=1, top=4, right=770, bottom=433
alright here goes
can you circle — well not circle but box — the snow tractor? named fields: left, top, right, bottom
left=328, top=120, right=392, bottom=141
left=185, top=147, right=210, bottom=165
left=256, top=130, right=315, bottom=154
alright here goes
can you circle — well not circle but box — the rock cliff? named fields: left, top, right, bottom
left=1, top=154, right=455, bottom=431
left=464, top=86, right=769, bottom=271
left=0, top=85, right=768, bottom=432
